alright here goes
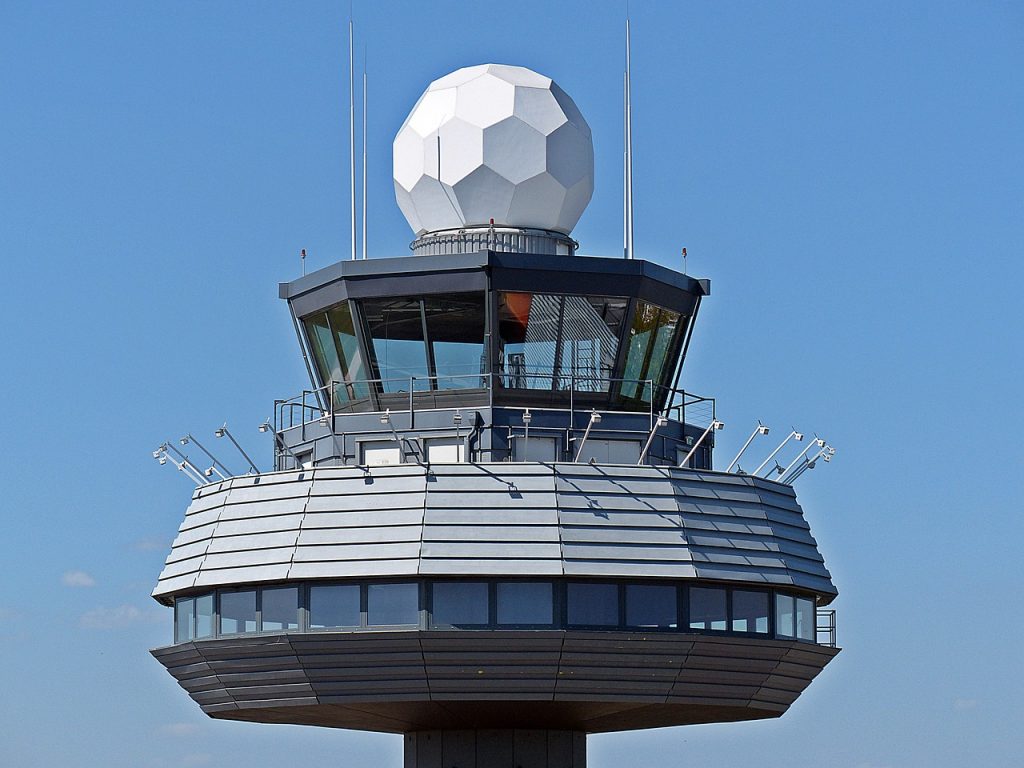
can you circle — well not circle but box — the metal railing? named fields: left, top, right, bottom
left=816, top=608, right=837, bottom=648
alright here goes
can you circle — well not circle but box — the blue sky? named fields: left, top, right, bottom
left=1, top=1, right=1021, bottom=766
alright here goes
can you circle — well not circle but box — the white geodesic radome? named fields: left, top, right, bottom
left=393, top=64, right=594, bottom=237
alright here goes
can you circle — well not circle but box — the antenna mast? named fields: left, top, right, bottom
left=362, top=54, right=367, bottom=260
left=624, top=16, right=635, bottom=260
left=348, top=18, right=357, bottom=261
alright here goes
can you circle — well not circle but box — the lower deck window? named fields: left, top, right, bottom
left=309, top=584, right=360, bottom=628
left=567, top=582, right=619, bottom=626
left=367, top=583, right=419, bottom=625
left=688, top=586, right=727, bottom=631
left=261, top=587, right=299, bottom=631
left=731, top=590, right=769, bottom=634
left=432, top=581, right=489, bottom=626
left=497, top=582, right=553, bottom=625
left=625, top=584, right=677, bottom=628
left=220, top=590, right=257, bottom=635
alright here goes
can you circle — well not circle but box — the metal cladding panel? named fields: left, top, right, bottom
left=152, top=631, right=838, bottom=733
left=153, top=463, right=835, bottom=601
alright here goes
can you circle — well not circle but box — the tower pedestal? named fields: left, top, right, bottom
left=404, top=730, right=586, bottom=768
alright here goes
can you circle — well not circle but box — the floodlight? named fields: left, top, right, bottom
left=573, top=410, right=603, bottom=463
left=680, top=419, right=725, bottom=468
left=452, top=410, right=463, bottom=427
left=753, top=429, right=803, bottom=476
left=258, top=421, right=272, bottom=433
left=212, top=423, right=260, bottom=475
left=380, top=409, right=391, bottom=425
left=179, top=436, right=189, bottom=446
left=727, top=421, right=771, bottom=473
left=152, top=449, right=162, bottom=459
left=214, top=426, right=226, bottom=438
left=158, top=454, right=167, bottom=465
left=521, top=410, right=532, bottom=425
left=637, top=415, right=668, bottom=465
left=319, top=411, right=330, bottom=426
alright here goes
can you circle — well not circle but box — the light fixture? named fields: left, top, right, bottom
left=452, top=410, right=463, bottom=427
left=753, top=429, right=804, bottom=477
left=319, top=411, right=330, bottom=427
left=179, top=436, right=189, bottom=446
left=778, top=437, right=827, bottom=483
left=679, top=419, right=724, bottom=468
left=380, top=409, right=391, bottom=425
left=178, top=432, right=231, bottom=480
left=637, top=415, right=668, bottom=465
left=573, top=410, right=603, bottom=463
left=213, top=423, right=260, bottom=475
left=726, top=421, right=770, bottom=473
left=258, top=420, right=272, bottom=433
left=521, top=409, right=532, bottom=425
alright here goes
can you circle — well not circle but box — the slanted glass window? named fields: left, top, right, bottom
left=775, top=593, right=796, bottom=638
left=195, top=593, right=215, bottom=639
left=309, top=584, right=361, bottom=629
left=367, top=583, right=419, bottom=626
left=424, top=294, right=486, bottom=389
left=731, top=590, right=769, bottom=634
left=497, top=292, right=627, bottom=392
left=303, top=301, right=369, bottom=405
left=361, top=297, right=431, bottom=393
left=689, top=586, right=728, bottom=631
left=796, top=596, right=816, bottom=641
left=556, top=296, right=627, bottom=392
left=260, top=587, right=299, bottom=631
left=219, top=590, right=257, bottom=635
left=625, top=584, right=677, bottom=629
left=567, top=583, right=619, bottom=626
left=175, top=597, right=195, bottom=643
left=496, top=582, right=553, bottom=625
left=620, top=302, right=683, bottom=402
left=432, top=582, right=489, bottom=626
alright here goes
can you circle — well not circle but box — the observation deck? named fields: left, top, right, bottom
left=152, top=250, right=838, bottom=746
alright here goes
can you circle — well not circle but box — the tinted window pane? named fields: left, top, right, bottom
left=362, top=297, right=430, bottom=393
left=689, top=586, right=727, bottom=631
left=496, top=582, right=553, bottom=625
left=261, top=587, right=299, bottom=631
left=432, top=582, right=489, bottom=626
left=625, top=584, right=677, bottom=628
left=327, top=302, right=370, bottom=400
left=796, top=597, right=816, bottom=641
left=775, top=593, right=795, bottom=638
left=367, top=583, right=419, bottom=625
left=425, top=293, right=486, bottom=389
left=175, top=597, right=194, bottom=643
left=731, top=590, right=769, bottom=633
left=557, top=296, right=626, bottom=392
left=621, top=302, right=683, bottom=403
left=195, top=594, right=214, bottom=639
left=567, top=583, right=619, bottom=626
left=220, top=590, right=257, bottom=635
left=497, top=292, right=557, bottom=390
left=309, top=584, right=361, bottom=628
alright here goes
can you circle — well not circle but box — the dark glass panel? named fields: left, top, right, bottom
left=625, top=584, right=677, bottom=628
left=557, top=296, right=627, bottom=392
left=731, top=590, right=769, bottom=633
left=174, top=597, right=194, bottom=643
left=326, top=303, right=370, bottom=400
left=497, top=292, right=557, bottom=389
left=219, top=590, right=257, bottom=635
left=432, top=582, right=489, bottom=626
left=361, top=298, right=431, bottom=393
left=621, top=302, right=683, bottom=402
left=424, top=293, right=486, bottom=389
left=775, top=593, right=796, bottom=638
left=796, top=597, right=816, bottom=641
left=367, top=583, right=419, bottom=625
left=688, top=586, right=728, bottom=631
left=567, top=582, right=619, bottom=626
left=496, top=582, right=553, bottom=625
left=309, top=584, right=361, bottom=628
left=260, top=587, right=299, bottom=631
left=195, top=593, right=214, bottom=639
left=305, top=312, right=344, bottom=389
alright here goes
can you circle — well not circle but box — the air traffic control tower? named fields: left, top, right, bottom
left=152, top=64, right=839, bottom=768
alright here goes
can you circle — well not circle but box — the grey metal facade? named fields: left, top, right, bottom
left=153, top=463, right=835, bottom=602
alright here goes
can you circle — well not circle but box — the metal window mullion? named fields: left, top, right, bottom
left=611, top=296, right=637, bottom=403
left=420, top=299, right=437, bottom=390
left=550, top=295, right=567, bottom=391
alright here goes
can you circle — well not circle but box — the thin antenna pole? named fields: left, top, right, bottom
left=623, top=71, right=628, bottom=260
left=625, top=16, right=635, bottom=260
left=366, top=54, right=370, bottom=260
left=348, top=18, right=357, bottom=262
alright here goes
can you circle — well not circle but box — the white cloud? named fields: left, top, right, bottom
left=79, top=604, right=162, bottom=629
left=62, top=570, right=96, bottom=587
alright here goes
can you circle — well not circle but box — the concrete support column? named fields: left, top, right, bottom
left=404, top=730, right=586, bottom=768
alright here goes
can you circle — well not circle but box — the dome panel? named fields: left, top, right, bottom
left=393, top=64, right=594, bottom=236
left=452, top=165, right=515, bottom=227
left=506, top=171, right=568, bottom=231
left=455, top=72, right=516, bottom=128
left=394, top=182, right=423, bottom=234
left=438, top=118, right=484, bottom=185
left=546, top=122, right=594, bottom=188
left=483, top=116, right=546, bottom=184
left=513, top=86, right=568, bottom=136
left=406, top=88, right=457, bottom=138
